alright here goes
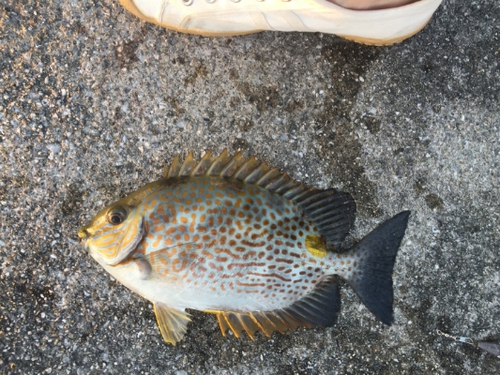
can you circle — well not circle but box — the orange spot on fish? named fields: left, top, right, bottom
left=152, top=237, right=161, bottom=248
left=172, top=259, right=187, bottom=272
left=201, top=250, right=214, bottom=259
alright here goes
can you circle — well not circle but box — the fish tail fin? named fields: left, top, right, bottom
left=343, top=211, right=410, bottom=325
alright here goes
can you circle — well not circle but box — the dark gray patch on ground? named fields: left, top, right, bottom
left=1, top=0, right=499, bottom=374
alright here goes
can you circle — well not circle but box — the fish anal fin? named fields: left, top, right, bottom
left=154, top=302, right=191, bottom=345
left=216, top=312, right=229, bottom=337
left=208, top=278, right=340, bottom=341
left=211, top=311, right=273, bottom=340
left=283, top=275, right=341, bottom=328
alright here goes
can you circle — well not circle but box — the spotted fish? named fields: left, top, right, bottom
left=79, top=151, right=410, bottom=345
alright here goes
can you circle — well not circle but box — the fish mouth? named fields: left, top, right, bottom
left=78, top=227, right=89, bottom=247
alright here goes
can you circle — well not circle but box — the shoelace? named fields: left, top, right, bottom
left=182, top=0, right=292, bottom=5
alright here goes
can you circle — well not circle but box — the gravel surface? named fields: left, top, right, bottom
left=1, top=0, right=499, bottom=374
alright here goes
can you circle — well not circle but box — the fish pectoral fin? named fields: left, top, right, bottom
left=209, top=278, right=340, bottom=341
left=153, top=302, right=191, bottom=345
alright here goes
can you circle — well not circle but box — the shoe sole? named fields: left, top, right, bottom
left=118, top=0, right=433, bottom=45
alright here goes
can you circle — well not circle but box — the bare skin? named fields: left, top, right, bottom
left=330, top=0, right=419, bottom=10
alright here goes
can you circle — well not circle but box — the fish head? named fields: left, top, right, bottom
left=78, top=198, right=145, bottom=266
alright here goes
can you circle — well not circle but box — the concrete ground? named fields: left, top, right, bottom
left=1, top=0, right=499, bottom=374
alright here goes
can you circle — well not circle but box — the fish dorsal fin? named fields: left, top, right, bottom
left=191, top=151, right=215, bottom=175
left=166, top=155, right=181, bottom=178
left=178, top=151, right=196, bottom=176
left=164, top=151, right=356, bottom=247
left=210, top=276, right=340, bottom=340
left=153, top=302, right=191, bottom=345
left=233, top=156, right=260, bottom=180
left=220, top=152, right=246, bottom=177
left=206, top=149, right=231, bottom=175
left=298, top=190, right=356, bottom=249
left=243, top=161, right=271, bottom=184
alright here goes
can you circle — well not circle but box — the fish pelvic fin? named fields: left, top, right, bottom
left=208, top=276, right=340, bottom=340
left=153, top=302, right=191, bottom=345
left=343, top=211, right=411, bottom=325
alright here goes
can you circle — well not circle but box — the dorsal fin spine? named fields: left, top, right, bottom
left=256, top=168, right=279, bottom=186
left=244, top=163, right=269, bottom=184
left=178, top=151, right=195, bottom=176
left=233, top=156, right=260, bottom=180
left=276, top=180, right=298, bottom=195
left=223, top=313, right=240, bottom=338
left=265, top=173, right=288, bottom=191
left=191, top=151, right=213, bottom=175
left=293, top=189, right=318, bottom=203
left=283, top=185, right=307, bottom=199
left=167, top=155, right=181, bottom=178
left=220, top=152, right=245, bottom=177
left=206, top=149, right=230, bottom=175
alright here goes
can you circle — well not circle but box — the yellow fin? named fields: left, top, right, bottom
left=205, top=277, right=341, bottom=341
left=154, top=302, right=191, bottom=345
left=305, top=234, right=328, bottom=258
left=191, top=151, right=214, bottom=175
left=166, top=155, right=181, bottom=178
left=178, top=151, right=196, bottom=176
left=207, top=310, right=303, bottom=340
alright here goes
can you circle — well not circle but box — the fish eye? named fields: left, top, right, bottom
left=107, top=206, right=127, bottom=225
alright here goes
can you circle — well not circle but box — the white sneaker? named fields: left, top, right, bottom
left=118, top=0, right=443, bottom=45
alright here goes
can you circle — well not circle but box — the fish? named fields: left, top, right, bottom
left=78, top=150, right=410, bottom=345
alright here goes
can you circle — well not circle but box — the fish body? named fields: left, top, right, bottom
left=79, top=151, right=410, bottom=344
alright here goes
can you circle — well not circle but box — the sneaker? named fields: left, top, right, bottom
left=118, top=0, right=443, bottom=45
